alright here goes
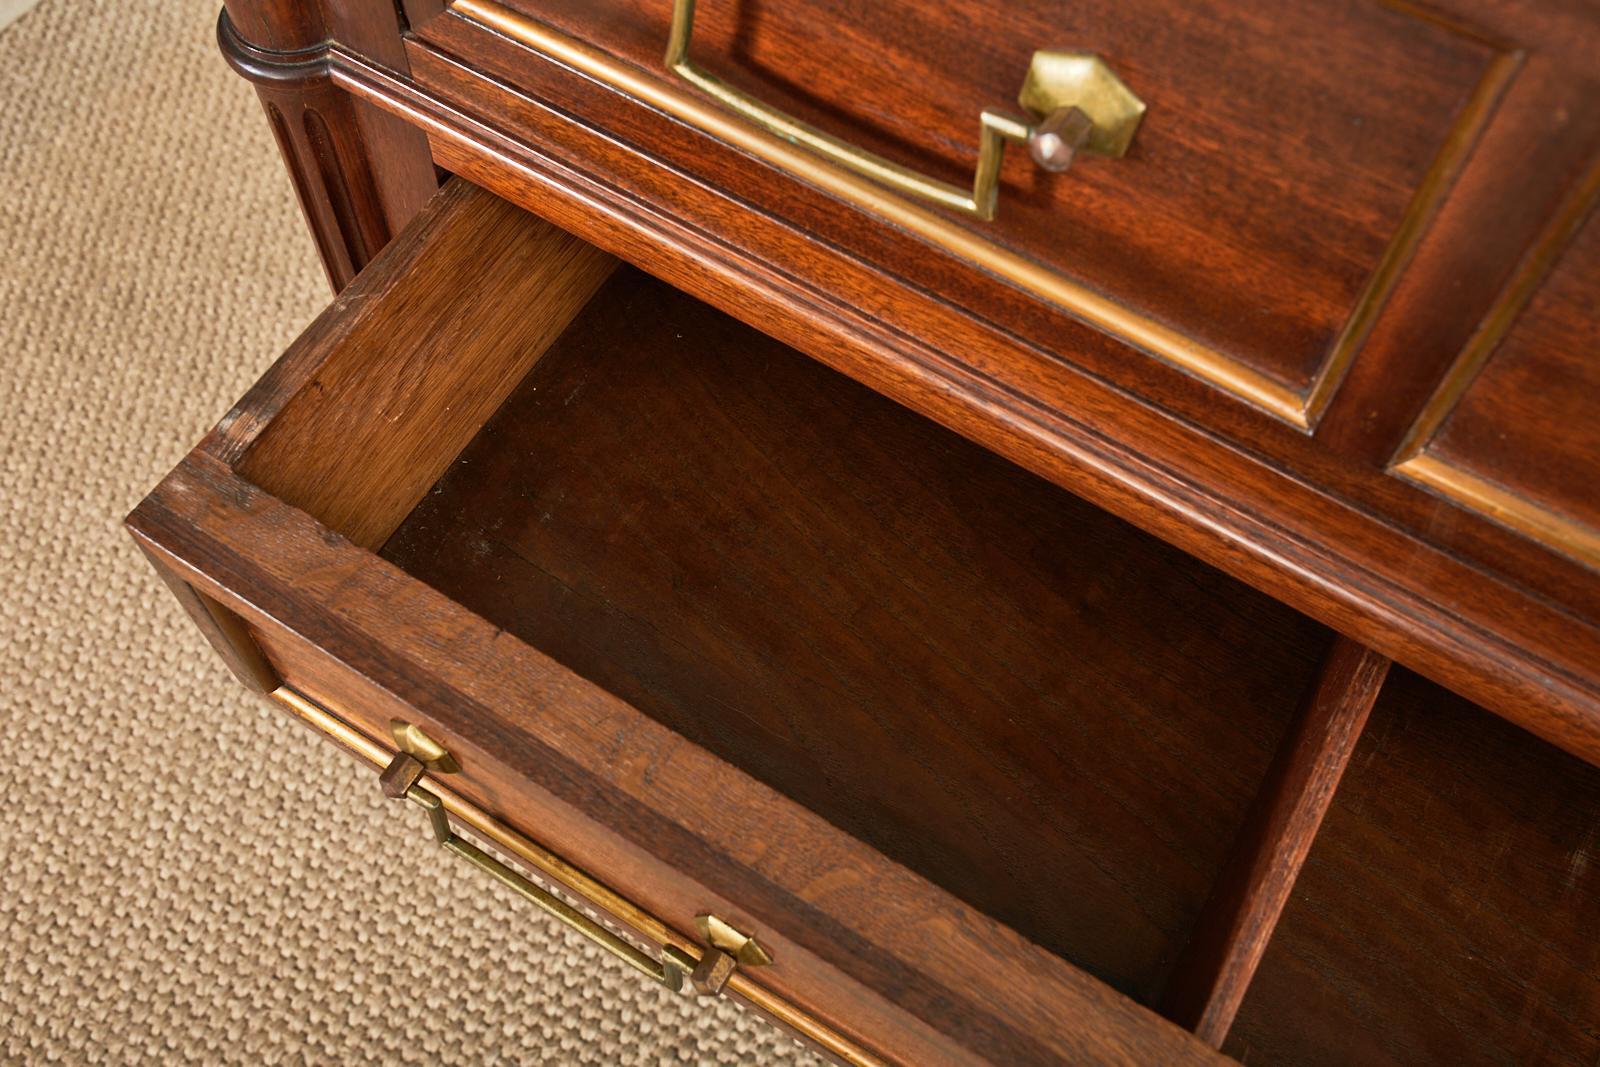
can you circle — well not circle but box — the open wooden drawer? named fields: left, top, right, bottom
left=127, top=179, right=1600, bottom=1065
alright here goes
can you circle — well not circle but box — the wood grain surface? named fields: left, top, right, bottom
left=1162, top=637, right=1391, bottom=1044
left=320, top=18, right=1600, bottom=769
left=505, top=0, right=1500, bottom=405
left=220, top=0, right=437, bottom=288
left=130, top=163, right=1600, bottom=1061
left=379, top=265, right=1331, bottom=1003
left=236, top=179, right=616, bottom=549
left=130, top=450, right=1230, bottom=1067
left=1226, top=666, right=1600, bottom=1065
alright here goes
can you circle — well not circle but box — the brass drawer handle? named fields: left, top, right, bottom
left=380, top=750, right=699, bottom=990
left=379, top=726, right=774, bottom=997
left=665, top=0, right=1145, bottom=221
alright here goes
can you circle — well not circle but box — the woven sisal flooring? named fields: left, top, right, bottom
left=0, top=2, right=825, bottom=1062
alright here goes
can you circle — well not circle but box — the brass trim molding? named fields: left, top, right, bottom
left=448, top=0, right=1305, bottom=425
left=1391, top=160, right=1600, bottom=570
left=447, top=0, right=1514, bottom=431
left=1393, top=454, right=1600, bottom=571
left=1304, top=48, right=1520, bottom=428
left=269, top=687, right=887, bottom=1067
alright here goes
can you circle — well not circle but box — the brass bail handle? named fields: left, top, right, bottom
left=380, top=720, right=771, bottom=996
left=665, top=0, right=1145, bottom=221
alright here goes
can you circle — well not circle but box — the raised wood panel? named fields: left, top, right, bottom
left=481, top=0, right=1506, bottom=425
left=387, top=0, right=1600, bottom=634
left=1394, top=162, right=1600, bottom=570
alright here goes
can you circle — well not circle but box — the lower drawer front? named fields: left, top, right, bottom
left=128, top=177, right=1600, bottom=1065
left=259, top=685, right=874, bottom=1065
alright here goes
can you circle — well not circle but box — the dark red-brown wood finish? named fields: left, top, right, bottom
left=346, top=0, right=1600, bottom=765
left=376, top=265, right=1334, bottom=1007
left=128, top=0, right=1600, bottom=1061
left=217, top=0, right=438, bottom=288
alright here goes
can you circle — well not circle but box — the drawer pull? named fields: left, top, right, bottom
left=691, top=913, right=776, bottom=995
left=378, top=735, right=774, bottom=996
left=380, top=749, right=698, bottom=990
left=665, top=0, right=1145, bottom=221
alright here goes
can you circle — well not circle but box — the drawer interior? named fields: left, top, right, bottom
left=1227, top=667, right=1600, bottom=1065
left=224, top=181, right=1599, bottom=1059
left=374, top=264, right=1329, bottom=1003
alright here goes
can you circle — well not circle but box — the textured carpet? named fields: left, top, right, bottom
left=0, top=2, right=822, bottom=1062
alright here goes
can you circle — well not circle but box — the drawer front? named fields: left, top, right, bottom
left=445, top=0, right=1507, bottom=426
left=256, top=647, right=889, bottom=1067
left=130, top=163, right=1600, bottom=1064
left=129, top=456, right=1220, bottom=1067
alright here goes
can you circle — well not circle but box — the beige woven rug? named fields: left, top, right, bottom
left=0, top=2, right=823, bottom=1062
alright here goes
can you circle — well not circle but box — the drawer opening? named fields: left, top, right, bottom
left=228, top=177, right=1336, bottom=1012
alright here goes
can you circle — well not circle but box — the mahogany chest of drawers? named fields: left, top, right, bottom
left=130, top=0, right=1600, bottom=1062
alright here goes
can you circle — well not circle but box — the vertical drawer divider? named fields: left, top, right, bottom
left=1160, top=636, right=1392, bottom=1045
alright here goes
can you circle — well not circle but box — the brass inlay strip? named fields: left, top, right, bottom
left=1391, top=160, right=1600, bottom=569
left=1394, top=160, right=1600, bottom=459
left=269, top=687, right=886, bottom=1067
left=446, top=0, right=1519, bottom=431
left=449, top=0, right=1307, bottom=426
left=1394, top=454, right=1600, bottom=571
left=1304, top=48, right=1520, bottom=428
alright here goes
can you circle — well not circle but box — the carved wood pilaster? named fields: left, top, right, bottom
left=217, top=2, right=437, bottom=290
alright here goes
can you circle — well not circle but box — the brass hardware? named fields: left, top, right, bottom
left=697, top=913, right=775, bottom=966
left=382, top=751, right=695, bottom=990
left=444, top=0, right=1519, bottom=427
left=1026, top=107, right=1093, bottom=173
left=1018, top=52, right=1145, bottom=161
left=690, top=949, right=739, bottom=996
left=449, top=0, right=1303, bottom=422
left=665, top=0, right=1142, bottom=221
left=272, top=688, right=878, bottom=1065
left=379, top=750, right=426, bottom=798
left=1389, top=158, right=1600, bottom=571
left=389, top=719, right=460, bottom=773
left=689, top=914, right=772, bottom=996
